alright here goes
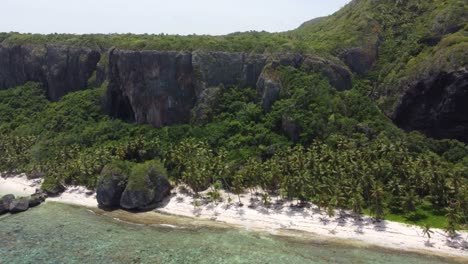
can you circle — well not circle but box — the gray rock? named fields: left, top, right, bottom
left=106, top=50, right=351, bottom=127
left=301, top=56, right=352, bottom=91
left=120, top=176, right=171, bottom=210
left=0, top=194, right=15, bottom=214
left=96, top=172, right=127, bottom=208
left=9, top=197, right=30, bottom=213
left=120, top=163, right=171, bottom=210
left=192, top=86, right=222, bottom=124
left=29, top=190, right=47, bottom=207
left=392, top=69, right=468, bottom=143
left=0, top=44, right=101, bottom=101
left=339, top=45, right=378, bottom=75
left=257, top=65, right=282, bottom=112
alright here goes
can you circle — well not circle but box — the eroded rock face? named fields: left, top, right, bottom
left=392, top=70, right=468, bottom=143
left=9, top=197, right=30, bottom=213
left=96, top=172, right=127, bottom=208
left=257, top=65, right=282, bottom=112
left=0, top=44, right=101, bottom=101
left=106, top=49, right=195, bottom=127
left=120, top=169, right=171, bottom=210
left=339, top=44, right=378, bottom=75
left=107, top=50, right=352, bottom=127
left=0, top=194, right=15, bottom=214
left=29, top=190, right=47, bottom=207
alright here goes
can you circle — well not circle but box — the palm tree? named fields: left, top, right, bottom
left=370, top=181, right=386, bottom=221
left=351, top=189, right=364, bottom=218
left=422, top=224, right=433, bottom=240
left=402, top=189, right=418, bottom=214
left=445, top=205, right=460, bottom=237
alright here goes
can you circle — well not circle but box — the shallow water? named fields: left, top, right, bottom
left=0, top=203, right=462, bottom=264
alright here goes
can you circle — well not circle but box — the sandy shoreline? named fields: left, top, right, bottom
left=0, top=173, right=98, bottom=207
left=1, top=175, right=467, bottom=259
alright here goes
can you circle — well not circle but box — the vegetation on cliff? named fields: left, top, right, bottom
left=0, top=0, right=466, bottom=231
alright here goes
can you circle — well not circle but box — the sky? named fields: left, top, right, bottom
left=1, top=0, right=351, bottom=35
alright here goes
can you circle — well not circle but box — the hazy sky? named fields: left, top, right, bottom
left=1, top=0, right=350, bottom=35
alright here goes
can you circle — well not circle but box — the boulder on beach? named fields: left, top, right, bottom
left=29, top=190, right=47, bottom=207
left=9, top=197, right=30, bottom=213
left=96, top=161, right=131, bottom=208
left=120, top=160, right=171, bottom=210
left=41, top=178, right=66, bottom=196
left=0, top=194, right=15, bottom=214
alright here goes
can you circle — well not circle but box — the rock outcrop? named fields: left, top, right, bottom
left=392, top=69, right=468, bottom=143
left=29, top=190, right=47, bottom=207
left=96, top=161, right=172, bottom=211
left=0, top=191, right=47, bottom=215
left=339, top=36, right=380, bottom=75
left=256, top=65, right=282, bottom=112
left=120, top=164, right=171, bottom=210
left=106, top=50, right=352, bottom=127
left=0, top=44, right=101, bottom=101
left=9, top=197, right=30, bottom=213
left=96, top=171, right=127, bottom=208
left=0, top=194, right=15, bottom=214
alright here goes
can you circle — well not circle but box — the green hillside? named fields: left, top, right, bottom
left=0, top=0, right=467, bottom=230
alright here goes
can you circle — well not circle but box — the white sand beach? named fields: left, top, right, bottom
left=1, top=175, right=467, bottom=260
left=155, top=187, right=468, bottom=259
left=0, top=173, right=97, bottom=207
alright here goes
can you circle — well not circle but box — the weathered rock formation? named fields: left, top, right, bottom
left=2, top=42, right=465, bottom=143
left=96, top=161, right=172, bottom=211
left=96, top=171, right=127, bottom=208
left=120, top=167, right=172, bottom=211
left=0, top=44, right=100, bottom=101
left=29, top=191, right=47, bottom=207
left=392, top=69, right=468, bottom=143
left=0, top=190, right=47, bottom=215
left=106, top=49, right=352, bottom=127
left=9, top=197, right=30, bottom=213
left=0, top=194, right=15, bottom=214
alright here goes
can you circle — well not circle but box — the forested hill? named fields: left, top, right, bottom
left=1, top=0, right=466, bottom=141
left=0, top=0, right=466, bottom=230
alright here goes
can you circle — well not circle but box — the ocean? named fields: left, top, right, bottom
left=0, top=202, right=461, bottom=264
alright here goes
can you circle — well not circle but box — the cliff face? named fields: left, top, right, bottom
left=0, top=44, right=100, bottom=101
left=106, top=49, right=352, bottom=127
left=393, top=70, right=468, bottom=143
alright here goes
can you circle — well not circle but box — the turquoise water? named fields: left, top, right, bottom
left=0, top=203, right=462, bottom=264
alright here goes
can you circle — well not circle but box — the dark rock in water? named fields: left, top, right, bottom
left=96, top=172, right=127, bottom=208
left=392, top=70, right=468, bottom=143
left=0, top=194, right=15, bottom=214
left=120, top=162, right=172, bottom=210
left=29, top=190, right=47, bottom=207
left=9, top=197, right=30, bottom=213
left=0, top=44, right=101, bottom=101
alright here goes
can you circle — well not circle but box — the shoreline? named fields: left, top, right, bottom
left=1, top=175, right=467, bottom=260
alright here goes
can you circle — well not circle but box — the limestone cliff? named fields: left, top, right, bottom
left=393, top=70, right=468, bottom=143
left=0, top=44, right=100, bottom=101
left=106, top=49, right=352, bottom=127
